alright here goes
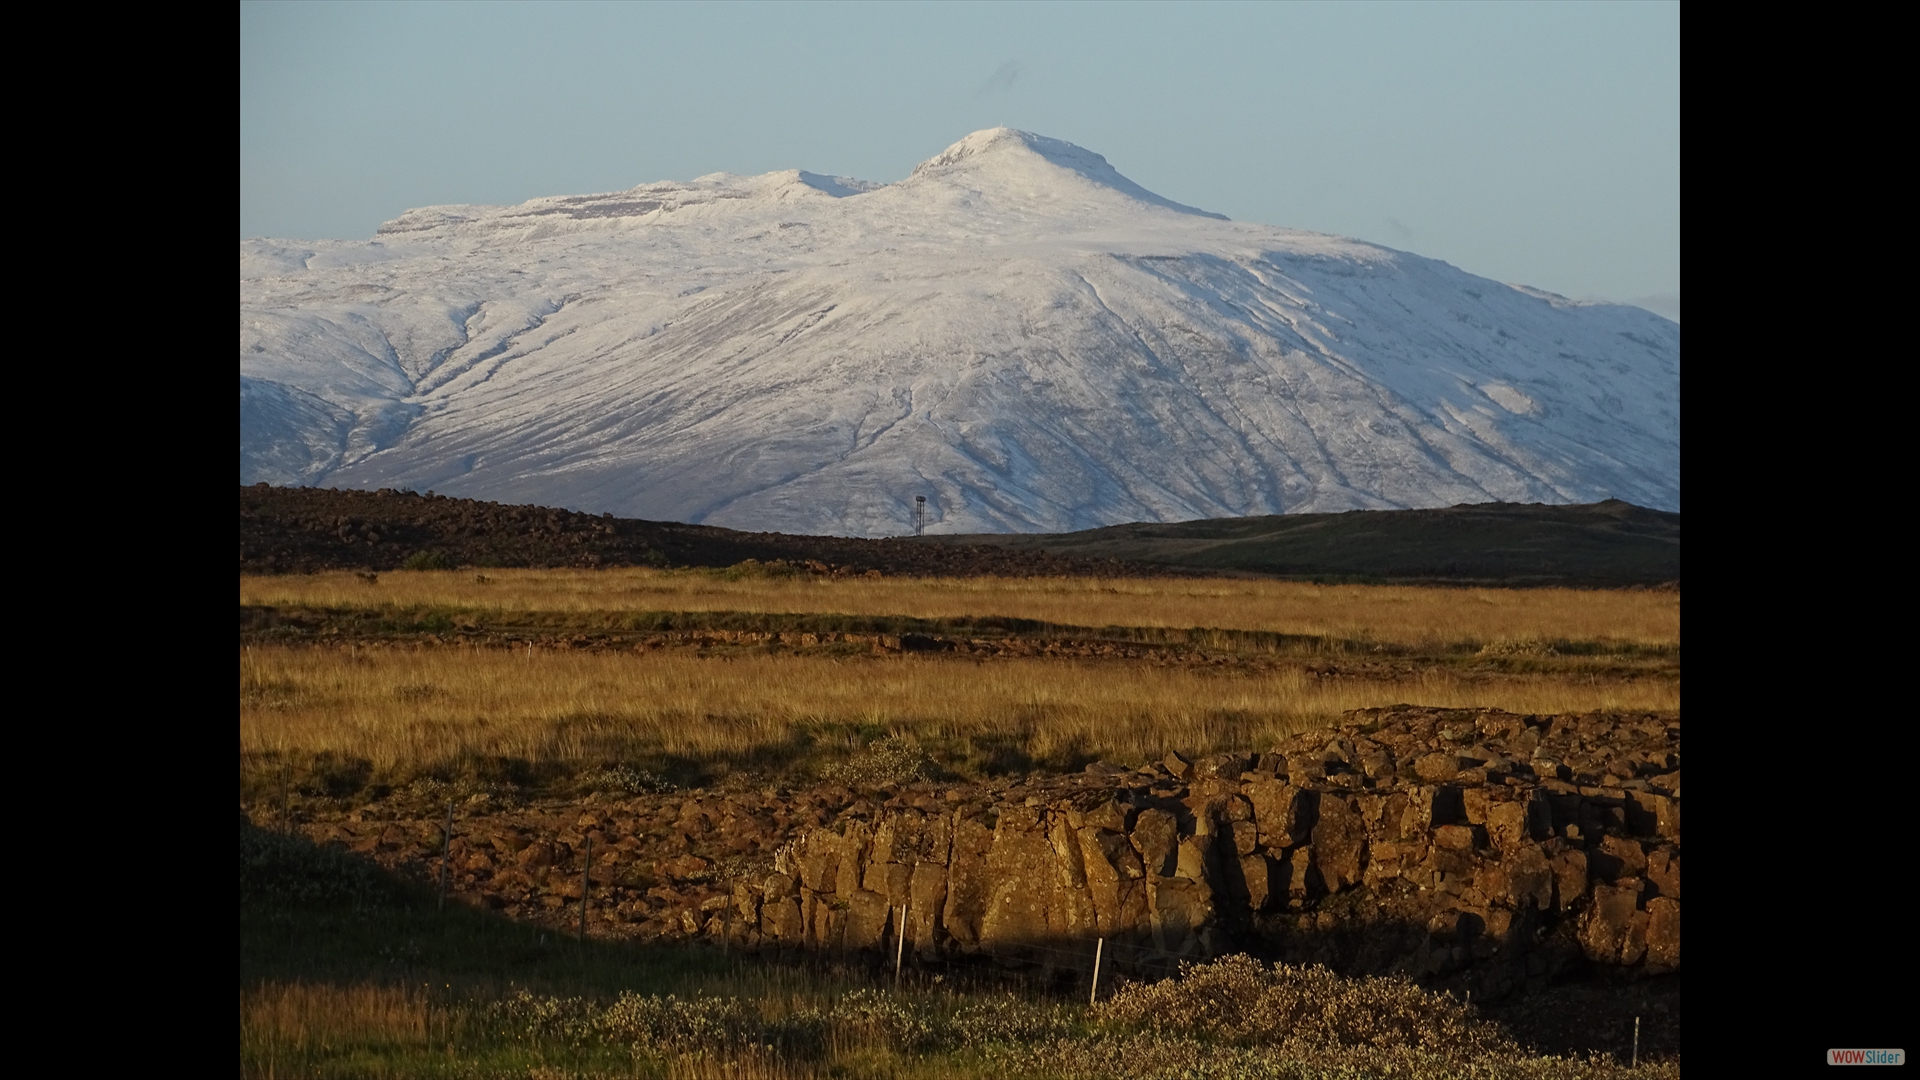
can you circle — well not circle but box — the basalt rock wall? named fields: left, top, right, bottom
left=290, top=706, right=1679, bottom=1001
left=730, top=707, right=1679, bottom=999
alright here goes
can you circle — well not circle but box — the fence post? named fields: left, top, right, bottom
left=437, top=801, right=453, bottom=910
left=1632, top=1016, right=1640, bottom=1068
left=580, top=835, right=592, bottom=942
left=895, top=903, right=908, bottom=986
left=1090, top=938, right=1105, bottom=1006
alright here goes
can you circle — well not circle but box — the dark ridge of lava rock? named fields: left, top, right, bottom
left=240, top=485, right=1174, bottom=578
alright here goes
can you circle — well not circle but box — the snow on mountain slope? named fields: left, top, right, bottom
left=240, top=128, right=1679, bottom=536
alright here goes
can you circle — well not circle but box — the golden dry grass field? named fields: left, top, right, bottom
left=241, top=568, right=1679, bottom=649
left=241, top=570, right=1677, bottom=787
left=240, top=569, right=1681, bottom=1078
left=241, top=645, right=1677, bottom=779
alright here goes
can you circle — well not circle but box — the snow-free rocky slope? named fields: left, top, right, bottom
left=241, top=128, right=1679, bottom=536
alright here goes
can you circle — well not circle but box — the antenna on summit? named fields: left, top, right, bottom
left=914, top=495, right=927, bottom=536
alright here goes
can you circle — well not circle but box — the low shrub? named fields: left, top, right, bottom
left=1096, top=954, right=1515, bottom=1057
left=239, top=817, right=409, bottom=910
left=402, top=550, right=453, bottom=571
left=821, top=736, right=937, bottom=789
left=299, top=752, right=374, bottom=798
left=578, top=763, right=677, bottom=796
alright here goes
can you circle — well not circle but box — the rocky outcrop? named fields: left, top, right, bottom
left=724, top=707, right=1679, bottom=999
left=288, top=706, right=1678, bottom=1000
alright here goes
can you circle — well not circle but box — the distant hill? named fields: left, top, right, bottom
left=243, top=487, right=1674, bottom=587
left=239, top=485, right=1166, bottom=578
left=913, top=500, right=1678, bottom=587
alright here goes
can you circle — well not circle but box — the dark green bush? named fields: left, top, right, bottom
left=300, top=752, right=373, bottom=798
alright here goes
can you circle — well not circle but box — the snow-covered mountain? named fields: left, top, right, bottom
left=240, top=128, right=1679, bottom=536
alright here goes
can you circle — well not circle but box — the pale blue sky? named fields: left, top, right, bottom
left=240, top=1, right=1678, bottom=318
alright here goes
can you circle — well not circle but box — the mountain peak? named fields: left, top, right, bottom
left=911, top=127, right=1063, bottom=171
left=907, top=128, right=1227, bottom=220
left=246, top=132, right=1678, bottom=536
